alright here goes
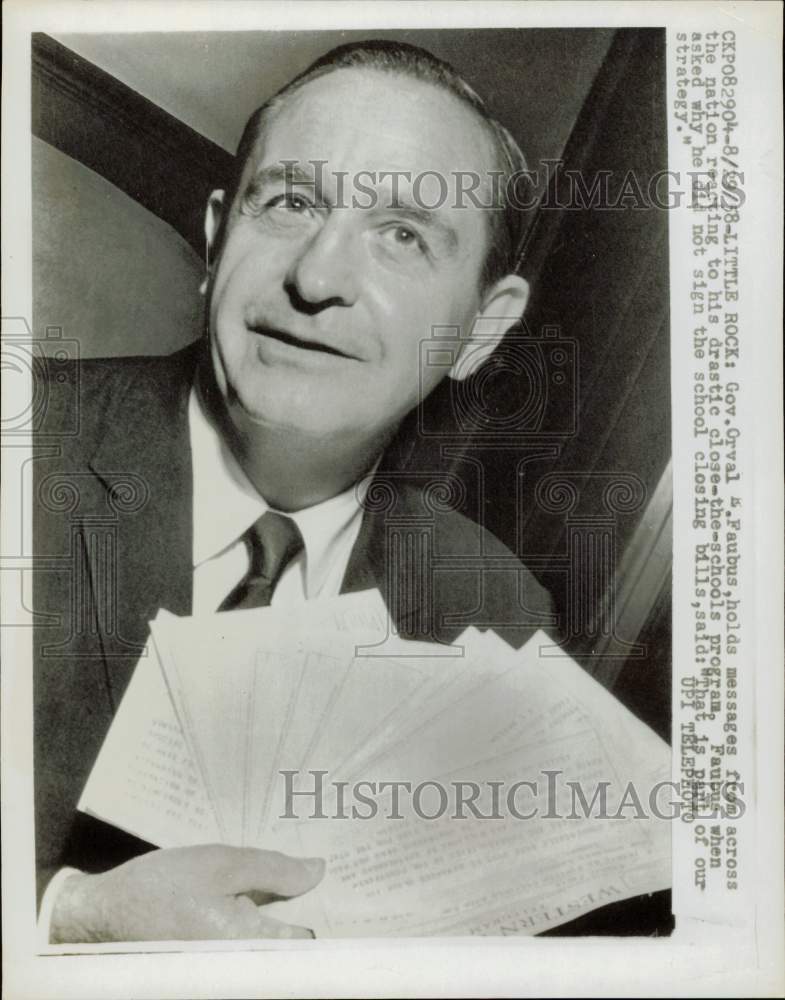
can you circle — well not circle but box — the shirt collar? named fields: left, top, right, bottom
left=189, top=386, right=371, bottom=596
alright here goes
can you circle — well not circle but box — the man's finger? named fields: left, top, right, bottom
left=230, top=892, right=314, bottom=939
left=217, top=848, right=325, bottom=898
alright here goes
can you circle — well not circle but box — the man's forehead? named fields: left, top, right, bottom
left=244, top=67, right=498, bottom=191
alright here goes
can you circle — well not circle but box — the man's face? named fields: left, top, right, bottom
left=207, top=68, right=498, bottom=448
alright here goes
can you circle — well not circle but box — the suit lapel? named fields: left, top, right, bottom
left=86, top=345, right=199, bottom=705
left=341, top=479, right=437, bottom=642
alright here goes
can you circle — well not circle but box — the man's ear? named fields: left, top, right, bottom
left=199, top=190, right=225, bottom=295
left=449, top=274, right=530, bottom=381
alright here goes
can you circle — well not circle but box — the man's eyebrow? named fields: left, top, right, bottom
left=246, top=163, right=323, bottom=195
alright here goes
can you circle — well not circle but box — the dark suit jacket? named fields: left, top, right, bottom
left=33, top=341, right=556, bottom=903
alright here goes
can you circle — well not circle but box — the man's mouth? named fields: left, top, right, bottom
left=248, top=323, right=352, bottom=359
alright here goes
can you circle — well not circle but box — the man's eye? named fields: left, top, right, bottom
left=268, top=193, right=313, bottom=213
left=385, top=225, right=426, bottom=253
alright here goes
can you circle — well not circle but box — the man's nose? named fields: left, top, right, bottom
left=285, top=217, right=359, bottom=314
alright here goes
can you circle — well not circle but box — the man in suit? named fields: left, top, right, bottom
left=34, top=39, right=556, bottom=941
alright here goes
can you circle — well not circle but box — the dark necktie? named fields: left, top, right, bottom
left=218, top=510, right=304, bottom=612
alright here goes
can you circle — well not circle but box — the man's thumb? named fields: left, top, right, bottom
left=221, top=848, right=325, bottom=899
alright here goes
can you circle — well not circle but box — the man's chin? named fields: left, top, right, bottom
left=226, top=388, right=336, bottom=441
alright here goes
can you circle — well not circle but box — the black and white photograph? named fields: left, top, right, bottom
left=2, top=2, right=782, bottom=997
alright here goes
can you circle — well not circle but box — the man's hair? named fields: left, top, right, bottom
left=225, top=39, right=531, bottom=290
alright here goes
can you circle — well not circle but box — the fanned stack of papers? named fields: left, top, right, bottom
left=79, top=589, right=671, bottom=936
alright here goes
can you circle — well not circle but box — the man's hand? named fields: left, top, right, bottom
left=49, top=845, right=325, bottom=943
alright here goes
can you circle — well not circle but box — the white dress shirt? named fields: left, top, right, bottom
left=189, top=387, right=371, bottom=613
